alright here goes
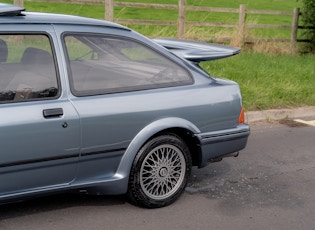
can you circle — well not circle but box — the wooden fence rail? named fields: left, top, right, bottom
left=15, top=0, right=307, bottom=53
left=104, top=0, right=303, bottom=52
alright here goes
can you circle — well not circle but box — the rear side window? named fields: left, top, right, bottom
left=64, top=34, right=192, bottom=96
left=0, top=34, right=59, bottom=103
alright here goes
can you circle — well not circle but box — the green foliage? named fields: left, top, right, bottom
left=299, top=0, right=315, bottom=52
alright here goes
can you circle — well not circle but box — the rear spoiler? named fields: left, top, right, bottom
left=153, top=38, right=240, bottom=64
left=0, top=3, right=25, bottom=16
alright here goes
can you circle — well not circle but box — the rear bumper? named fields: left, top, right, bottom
left=195, top=124, right=250, bottom=168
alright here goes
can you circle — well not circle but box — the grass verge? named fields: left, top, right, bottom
left=201, top=52, right=315, bottom=111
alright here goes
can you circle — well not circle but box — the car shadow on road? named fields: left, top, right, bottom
left=0, top=193, right=127, bottom=220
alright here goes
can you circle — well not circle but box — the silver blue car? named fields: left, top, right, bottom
left=0, top=4, right=250, bottom=208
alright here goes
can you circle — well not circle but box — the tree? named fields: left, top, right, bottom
left=299, top=0, right=315, bottom=53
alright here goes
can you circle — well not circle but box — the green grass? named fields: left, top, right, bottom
left=201, top=53, right=315, bottom=110
left=2, top=0, right=314, bottom=111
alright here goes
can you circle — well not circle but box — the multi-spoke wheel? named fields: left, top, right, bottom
left=128, top=134, right=192, bottom=208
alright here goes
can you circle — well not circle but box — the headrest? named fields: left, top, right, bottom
left=21, top=47, right=53, bottom=65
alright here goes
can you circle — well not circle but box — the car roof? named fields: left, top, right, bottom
left=0, top=3, right=130, bottom=31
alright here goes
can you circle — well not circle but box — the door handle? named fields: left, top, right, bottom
left=43, top=108, right=63, bottom=118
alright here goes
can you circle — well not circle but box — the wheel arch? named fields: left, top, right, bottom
left=154, top=127, right=201, bottom=167
left=114, top=117, right=201, bottom=186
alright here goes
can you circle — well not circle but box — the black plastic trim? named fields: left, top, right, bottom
left=43, top=108, right=64, bottom=118
left=0, top=154, right=79, bottom=168
left=0, top=147, right=127, bottom=169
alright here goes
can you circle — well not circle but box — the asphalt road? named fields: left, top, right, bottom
left=0, top=118, right=315, bottom=230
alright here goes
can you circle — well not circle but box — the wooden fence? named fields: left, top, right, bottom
left=15, top=0, right=308, bottom=53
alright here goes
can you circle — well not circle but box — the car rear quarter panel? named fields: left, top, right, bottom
left=68, top=79, right=242, bottom=185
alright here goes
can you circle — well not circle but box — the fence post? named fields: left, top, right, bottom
left=238, top=4, right=246, bottom=47
left=14, top=0, right=24, bottom=7
left=290, top=7, right=300, bottom=54
left=177, top=0, right=186, bottom=39
left=105, top=0, right=114, bottom=21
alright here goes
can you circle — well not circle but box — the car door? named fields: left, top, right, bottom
left=0, top=32, right=80, bottom=197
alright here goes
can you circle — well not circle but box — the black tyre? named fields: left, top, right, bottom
left=127, top=134, right=192, bottom=208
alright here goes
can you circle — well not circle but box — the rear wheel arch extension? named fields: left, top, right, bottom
left=150, top=128, right=201, bottom=167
